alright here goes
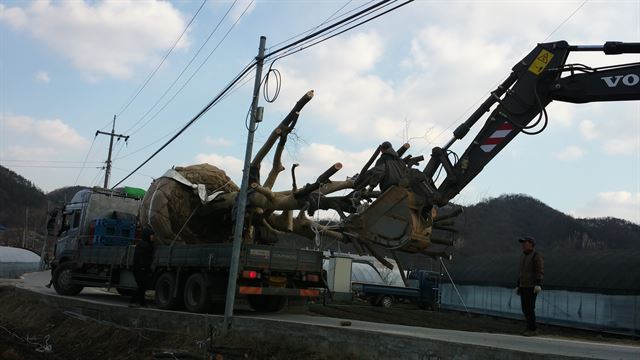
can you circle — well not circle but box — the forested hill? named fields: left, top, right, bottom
left=453, top=194, right=639, bottom=255
left=0, top=166, right=47, bottom=228
left=446, top=194, right=640, bottom=294
left=0, top=165, right=86, bottom=228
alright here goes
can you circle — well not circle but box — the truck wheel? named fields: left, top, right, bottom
left=52, top=262, right=83, bottom=296
left=184, top=273, right=211, bottom=313
left=154, top=272, right=183, bottom=310
left=248, top=295, right=286, bottom=312
left=380, top=295, right=393, bottom=308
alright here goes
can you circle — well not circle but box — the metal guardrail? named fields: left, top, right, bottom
left=440, top=284, right=640, bottom=336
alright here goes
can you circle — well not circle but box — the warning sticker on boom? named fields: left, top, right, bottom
left=528, top=49, right=554, bottom=75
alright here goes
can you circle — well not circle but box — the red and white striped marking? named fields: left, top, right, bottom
left=480, top=121, right=514, bottom=152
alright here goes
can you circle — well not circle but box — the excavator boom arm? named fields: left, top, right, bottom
left=424, top=41, right=640, bottom=205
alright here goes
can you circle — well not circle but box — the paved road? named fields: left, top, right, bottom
left=16, top=271, right=640, bottom=359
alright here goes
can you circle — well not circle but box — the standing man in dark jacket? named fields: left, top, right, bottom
left=130, top=228, right=155, bottom=307
left=516, top=236, right=544, bottom=336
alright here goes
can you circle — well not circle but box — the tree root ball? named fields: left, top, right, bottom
left=139, top=164, right=239, bottom=245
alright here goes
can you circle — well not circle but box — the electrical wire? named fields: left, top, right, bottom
left=266, top=0, right=399, bottom=59
left=89, top=168, right=104, bottom=187
left=0, top=159, right=102, bottom=164
left=115, top=64, right=256, bottom=162
left=123, top=0, right=239, bottom=135
left=268, top=1, right=406, bottom=62
left=543, top=0, right=589, bottom=42
left=111, top=60, right=257, bottom=189
left=112, top=138, right=127, bottom=158
left=423, top=0, right=591, bottom=156
left=73, top=135, right=98, bottom=185
left=262, top=63, right=281, bottom=103
left=116, top=0, right=208, bottom=118
left=113, top=0, right=412, bottom=187
left=267, top=0, right=360, bottom=51
left=8, top=165, right=102, bottom=169
left=113, top=126, right=182, bottom=160
left=126, top=0, right=254, bottom=138
left=269, top=1, right=413, bottom=65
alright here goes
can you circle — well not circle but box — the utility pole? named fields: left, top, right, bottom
left=96, top=115, right=129, bottom=188
left=39, top=203, right=50, bottom=270
left=223, top=36, right=266, bottom=334
left=22, top=208, right=28, bottom=248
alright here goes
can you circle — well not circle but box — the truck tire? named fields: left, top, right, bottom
left=248, top=295, right=286, bottom=313
left=52, top=262, right=83, bottom=296
left=154, top=272, right=183, bottom=310
left=380, top=295, right=393, bottom=308
left=183, top=272, right=211, bottom=313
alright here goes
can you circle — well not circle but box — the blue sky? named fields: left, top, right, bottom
left=0, top=0, right=638, bottom=224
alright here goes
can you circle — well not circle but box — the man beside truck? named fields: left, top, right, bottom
left=129, top=228, right=155, bottom=307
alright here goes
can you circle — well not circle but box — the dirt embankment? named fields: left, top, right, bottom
left=1, top=285, right=637, bottom=359
left=0, top=287, right=349, bottom=360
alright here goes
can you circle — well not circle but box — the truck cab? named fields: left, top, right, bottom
left=53, top=188, right=141, bottom=264
left=407, top=269, right=443, bottom=310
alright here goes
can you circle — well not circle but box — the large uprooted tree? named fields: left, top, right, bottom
left=140, top=90, right=459, bottom=268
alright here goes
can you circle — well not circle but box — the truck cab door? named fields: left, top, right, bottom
left=55, top=208, right=82, bottom=257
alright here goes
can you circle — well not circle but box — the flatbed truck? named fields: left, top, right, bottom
left=352, top=269, right=442, bottom=309
left=50, top=188, right=324, bottom=313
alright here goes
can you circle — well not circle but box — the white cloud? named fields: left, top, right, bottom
left=205, top=136, right=232, bottom=147
left=547, top=102, right=575, bottom=128
left=194, top=153, right=244, bottom=183
left=34, top=70, right=50, bottom=84
left=603, top=139, right=638, bottom=155
left=555, top=145, right=584, bottom=161
left=5, top=114, right=34, bottom=132
left=4, top=145, right=57, bottom=160
left=579, top=120, right=598, bottom=140
left=36, top=119, right=89, bottom=149
left=575, top=192, right=640, bottom=224
left=0, top=1, right=188, bottom=79
left=4, top=114, right=88, bottom=149
left=293, top=143, right=371, bottom=180
left=275, top=30, right=448, bottom=149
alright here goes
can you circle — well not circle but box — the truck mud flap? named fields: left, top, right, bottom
left=239, top=286, right=319, bottom=297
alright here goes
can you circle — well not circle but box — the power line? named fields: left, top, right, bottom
left=420, top=0, right=591, bottom=154
left=543, top=0, right=589, bottom=42
left=73, top=135, right=98, bottom=185
left=113, top=126, right=183, bottom=160
left=89, top=168, right=105, bottom=187
left=269, top=0, right=413, bottom=63
left=111, top=60, right=257, bottom=188
left=115, top=67, right=255, bottom=162
left=267, top=0, right=359, bottom=51
left=116, top=0, right=208, bottom=118
left=113, top=0, right=413, bottom=187
left=124, top=0, right=239, bottom=135
left=126, top=0, right=254, bottom=138
left=8, top=164, right=102, bottom=169
left=0, top=159, right=102, bottom=164
left=265, top=0, right=399, bottom=58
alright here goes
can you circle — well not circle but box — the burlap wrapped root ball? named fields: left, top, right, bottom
left=139, top=164, right=239, bottom=245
